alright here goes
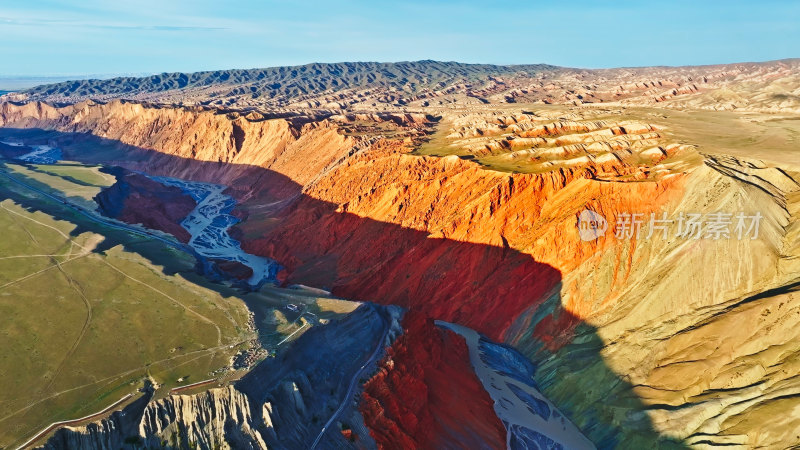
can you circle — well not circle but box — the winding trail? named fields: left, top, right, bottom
left=14, top=394, right=133, bottom=450
left=5, top=342, right=245, bottom=449
left=0, top=254, right=78, bottom=259
left=0, top=165, right=234, bottom=435
left=0, top=167, right=194, bottom=255
left=309, top=318, right=390, bottom=450
left=0, top=201, right=98, bottom=395
left=41, top=259, right=93, bottom=394
left=99, top=256, right=223, bottom=346
left=0, top=250, right=91, bottom=290
left=0, top=167, right=224, bottom=344
left=0, top=160, right=277, bottom=446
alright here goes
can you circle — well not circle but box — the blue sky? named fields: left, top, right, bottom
left=0, top=0, right=798, bottom=77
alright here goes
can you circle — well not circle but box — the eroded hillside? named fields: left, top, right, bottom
left=5, top=59, right=800, bottom=114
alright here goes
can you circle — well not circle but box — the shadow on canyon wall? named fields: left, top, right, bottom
left=0, top=128, right=687, bottom=449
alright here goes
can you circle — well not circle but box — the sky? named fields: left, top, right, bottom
left=1, top=0, right=798, bottom=79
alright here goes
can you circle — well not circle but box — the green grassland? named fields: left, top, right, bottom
left=0, top=158, right=367, bottom=447
left=0, top=171, right=253, bottom=448
left=7, top=162, right=115, bottom=209
left=30, top=162, right=117, bottom=189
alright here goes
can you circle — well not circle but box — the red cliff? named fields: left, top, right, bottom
left=360, top=312, right=507, bottom=449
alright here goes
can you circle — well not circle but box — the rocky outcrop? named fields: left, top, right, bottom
left=0, top=100, right=358, bottom=197
left=209, top=259, right=255, bottom=281
left=43, top=393, right=151, bottom=450
left=138, top=386, right=268, bottom=449
left=238, top=139, right=685, bottom=342
left=44, top=386, right=267, bottom=450
left=360, top=312, right=508, bottom=449
left=42, top=303, right=402, bottom=450
left=44, top=386, right=266, bottom=450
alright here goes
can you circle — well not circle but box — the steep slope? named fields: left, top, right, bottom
left=237, top=136, right=688, bottom=341
left=498, top=155, right=800, bottom=447
left=360, top=313, right=508, bottom=449
left=0, top=100, right=359, bottom=196
left=45, top=303, right=400, bottom=450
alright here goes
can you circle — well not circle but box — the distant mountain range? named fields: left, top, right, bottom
left=14, top=61, right=558, bottom=108
left=6, top=59, right=800, bottom=113
left=0, top=74, right=153, bottom=91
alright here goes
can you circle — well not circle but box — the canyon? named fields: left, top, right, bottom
left=0, top=59, right=798, bottom=449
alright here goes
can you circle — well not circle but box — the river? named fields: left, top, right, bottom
left=437, top=321, right=595, bottom=450
left=1, top=140, right=63, bottom=164
left=147, top=175, right=280, bottom=288
left=1, top=138, right=278, bottom=288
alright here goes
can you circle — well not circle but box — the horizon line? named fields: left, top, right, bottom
left=1, top=57, right=798, bottom=91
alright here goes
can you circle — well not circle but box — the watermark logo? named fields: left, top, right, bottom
left=578, top=209, right=608, bottom=241
left=577, top=210, right=763, bottom=241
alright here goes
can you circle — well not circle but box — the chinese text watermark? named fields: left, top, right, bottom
left=578, top=210, right=762, bottom=242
